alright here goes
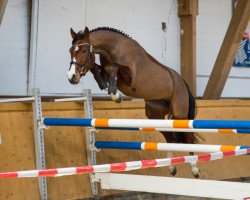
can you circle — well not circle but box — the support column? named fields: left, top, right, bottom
left=178, top=0, right=198, bottom=96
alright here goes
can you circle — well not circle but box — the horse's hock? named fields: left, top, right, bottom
left=0, top=99, right=250, bottom=199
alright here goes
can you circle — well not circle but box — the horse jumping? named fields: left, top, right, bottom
left=67, top=27, right=199, bottom=177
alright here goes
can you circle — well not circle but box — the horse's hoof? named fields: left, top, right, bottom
left=170, top=166, right=177, bottom=176
left=114, top=96, right=122, bottom=103
left=193, top=172, right=200, bottom=179
left=192, top=167, right=200, bottom=178
left=111, top=92, right=122, bottom=103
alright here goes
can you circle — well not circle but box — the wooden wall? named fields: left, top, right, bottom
left=0, top=100, right=250, bottom=199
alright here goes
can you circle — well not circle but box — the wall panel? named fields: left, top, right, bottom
left=0, top=0, right=30, bottom=95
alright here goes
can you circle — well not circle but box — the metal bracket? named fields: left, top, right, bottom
left=90, top=143, right=101, bottom=152
left=90, top=174, right=100, bottom=183
left=88, top=127, right=99, bottom=133
left=38, top=121, right=49, bottom=130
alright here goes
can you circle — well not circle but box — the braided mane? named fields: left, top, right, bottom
left=90, top=27, right=132, bottom=38
left=72, top=27, right=132, bottom=44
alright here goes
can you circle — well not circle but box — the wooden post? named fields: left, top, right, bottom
left=203, top=0, right=250, bottom=99
left=178, top=0, right=198, bottom=96
left=0, top=0, right=8, bottom=25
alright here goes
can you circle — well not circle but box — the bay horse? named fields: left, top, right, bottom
left=68, top=27, right=199, bottom=178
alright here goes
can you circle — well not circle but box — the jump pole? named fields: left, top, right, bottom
left=94, top=141, right=250, bottom=153
left=0, top=96, right=35, bottom=103
left=0, top=149, right=249, bottom=199
left=97, top=127, right=250, bottom=134
left=42, top=118, right=250, bottom=130
left=0, top=148, right=249, bottom=178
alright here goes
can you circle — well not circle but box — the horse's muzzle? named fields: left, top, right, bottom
left=68, top=74, right=79, bottom=85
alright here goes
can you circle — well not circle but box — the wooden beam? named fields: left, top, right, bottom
left=178, top=0, right=198, bottom=96
left=0, top=0, right=8, bottom=25
left=203, top=0, right=250, bottom=99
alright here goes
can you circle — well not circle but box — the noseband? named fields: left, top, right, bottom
left=70, top=43, right=93, bottom=74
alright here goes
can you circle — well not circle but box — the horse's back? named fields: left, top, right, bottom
left=118, top=46, right=175, bottom=100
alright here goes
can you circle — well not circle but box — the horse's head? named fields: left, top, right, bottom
left=68, top=27, right=95, bottom=84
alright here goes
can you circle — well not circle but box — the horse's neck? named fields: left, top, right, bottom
left=90, top=31, right=118, bottom=47
left=89, top=31, right=166, bottom=71
left=90, top=31, right=120, bottom=52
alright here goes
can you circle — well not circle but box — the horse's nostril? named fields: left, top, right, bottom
left=72, top=74, right=76, bottom=78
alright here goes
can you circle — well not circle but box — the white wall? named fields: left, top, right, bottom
left=29, top=0, right=89, bottom=95
left=86, top=0, right=180, bottom=71
left=0, top=0, right=250, bottom=97
left=0, top=0, right=30, bottom=95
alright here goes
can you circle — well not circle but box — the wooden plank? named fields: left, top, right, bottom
left=0, top=101, right=144, bottom=112
left=0, top=0, right=8, bottom=25
left=178, top=0, right=198, bottom=96
left=203, top=0, right=250, bottom=99
left=2, top=100, right=250, bottom=112
left=96, top=173, right=250, bottom=199
left=0, top=110, right=40, bottom=199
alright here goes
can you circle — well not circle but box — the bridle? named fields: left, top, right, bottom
left=70, top=42, right=94, bottom=75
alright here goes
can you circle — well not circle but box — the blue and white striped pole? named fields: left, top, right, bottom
left=42, top=118, right=250, bottom=133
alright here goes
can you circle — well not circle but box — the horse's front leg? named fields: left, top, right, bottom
left=105, top=64, right=122, bottom=103
left=91, top=64, right=109, bottom=90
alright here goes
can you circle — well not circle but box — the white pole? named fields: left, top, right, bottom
left=0, top=97, right=35, bottom=103
left=96, top=173, right=250, bottom=199
left=54, top=97, right=87, bottom=102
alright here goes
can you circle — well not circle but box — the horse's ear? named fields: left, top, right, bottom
left=70, top=28, right=77, bottom=39
left=84, top=27, right=90, bottom=38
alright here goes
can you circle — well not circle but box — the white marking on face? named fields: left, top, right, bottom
left=73, top=57, right=76, bottom=62
left=68, top=65, right=76, bottom=80
left=74, top=46, right=79, bottom=52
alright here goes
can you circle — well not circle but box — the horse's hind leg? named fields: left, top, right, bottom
left=169, top=79, right=200, bottom=178
left=189, top=152, right=200, bottom=178
left=145, top=100, right=177, bottom=176
left=145, top=100, right=174, bottom=142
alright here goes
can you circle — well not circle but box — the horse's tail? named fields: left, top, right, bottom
left=184, top=81, right=198, bottom=144
left=186, top=83, right=196, bottom=119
